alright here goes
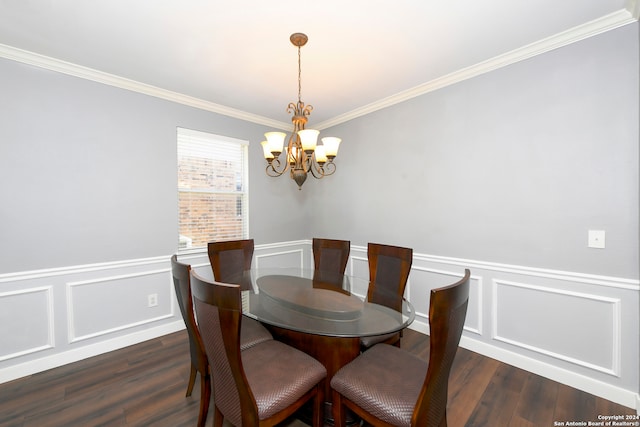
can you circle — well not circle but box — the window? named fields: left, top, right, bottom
left=177, top=127, right=249, bottom=251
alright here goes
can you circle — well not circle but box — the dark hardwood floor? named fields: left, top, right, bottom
left=0, top=329, right=634, bottom=426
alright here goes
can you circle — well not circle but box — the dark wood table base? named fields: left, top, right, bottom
left=266, top=325, right=361, bottom=425
left=266, top=326, right=360, bottom=399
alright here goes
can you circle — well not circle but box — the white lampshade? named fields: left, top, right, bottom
left=321, top=137, right=341, bottom=157
left=314, top=145, right=327, bottom=164
left=265, top=131, right=286, bottom=154
left=260, top=141, right=274, bottom=159
left=298, top=129, right=319, bottom=151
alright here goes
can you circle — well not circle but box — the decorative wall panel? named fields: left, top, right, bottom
left=67, top=269, right=173, bottom=342
left=0, top=287, right=53, bottom=361
left=493, top=279, right=620, bottom=375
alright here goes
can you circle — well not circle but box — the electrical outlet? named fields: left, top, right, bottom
left=147, top=293, right=158, bottom=307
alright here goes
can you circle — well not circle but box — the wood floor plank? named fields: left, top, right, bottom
left=0, top=328, right=635, bottom=427
left=22, top=406, right=125, bottom=427
left=446, top=348, right=501, bottom=427
left=0, top=382, right=66, bottom=424
left=554, top=382, right=597, bottom=424
left=513, top=372, right=559, bottom=426
left=124, top=380, right=193, bottom=425
left=19, top=355, right=184, bottom=426
left=464, top=362, right=528, bottom=426
left=0, top=420, right=23, bottom=427
left=506, top=414, right=539, bottom=427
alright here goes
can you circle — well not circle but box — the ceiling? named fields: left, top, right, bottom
left=0, top=1, right=637, bottom=129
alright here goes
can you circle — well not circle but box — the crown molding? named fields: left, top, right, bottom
left=314, top=9, right=637, bottom=130
left=0, top=43, right=290, bottom=130
left=0, top=8, right=636, bottom=132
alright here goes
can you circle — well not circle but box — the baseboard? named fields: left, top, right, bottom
left=0, top=320, right=185, bottom=385
left=408, top=322, right=637, bottom=410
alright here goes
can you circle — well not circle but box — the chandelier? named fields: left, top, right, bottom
left=261, top=33, right=341, bottom=190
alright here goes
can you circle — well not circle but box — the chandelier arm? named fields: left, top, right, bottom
left=265, top=157, right=289, bottom=177
left=308, top=162, right=324, bottom=178
left=306, top=158, right=335, bottom=179
left=318, top=161, right=336, bottom=177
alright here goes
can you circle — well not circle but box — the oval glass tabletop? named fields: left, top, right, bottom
left=205, top=267, right=415, bottom=338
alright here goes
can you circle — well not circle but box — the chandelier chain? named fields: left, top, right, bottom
left=297, top=45, right=302, bottom=104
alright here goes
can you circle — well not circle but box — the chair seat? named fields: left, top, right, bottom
left=331, top=344, right=427, bottom=427
left=243, top=340, right=327, bottom=420
left=240, top=317, right=273, bottom=350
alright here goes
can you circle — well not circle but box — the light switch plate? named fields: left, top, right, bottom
left=588, top=230, right=605, bottom=249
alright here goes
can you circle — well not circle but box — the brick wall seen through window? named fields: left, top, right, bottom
left=177, top=128, right=248, bottom=250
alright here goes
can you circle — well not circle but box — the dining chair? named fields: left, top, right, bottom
left=312, top=237, right=350, bottom=274
left=170, top=255, right=210, bottom=427
left=190, top=271, right=327, bottom=427
left=331, top=269, right=471, bottom=427
left=208, top=239, right=254, bottom=288
left=312, top=237, right=351, bottom=290
left=171, top=254, right=274, bottom=426
left=360, top=242, right=413, bottom=349
left=207, top=239, right=274, bottom=348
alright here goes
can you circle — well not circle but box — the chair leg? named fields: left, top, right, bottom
left=332, top=390, right=346, bottom=427
left=197, top=373, right=211, bottom=427
left=213, top=405, right=224, bottom=427
left=186, top=364, right=197, bottom=397
left=312, top=384, right=324, bottom=427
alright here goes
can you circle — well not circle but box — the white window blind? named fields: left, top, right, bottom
left=177, top=127, right=249, bottom=251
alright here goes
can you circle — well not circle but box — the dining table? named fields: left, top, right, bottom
left=198, top=266, right=415, bottom=422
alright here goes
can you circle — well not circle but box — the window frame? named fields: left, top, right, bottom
left=176, top=127, right=249, bottom=254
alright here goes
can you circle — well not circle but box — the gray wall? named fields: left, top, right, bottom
left=313, top=22, right=639, bottom=279
left=0, top=56, right=311, bottom=274
left=2, top=23, right=636, bottom=277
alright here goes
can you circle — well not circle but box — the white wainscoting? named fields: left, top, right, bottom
left=346, top=244, right=639, bottom=410
left=0, top=256, right=184, bottom=384
left=0, top=241, right=638, bottom=410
